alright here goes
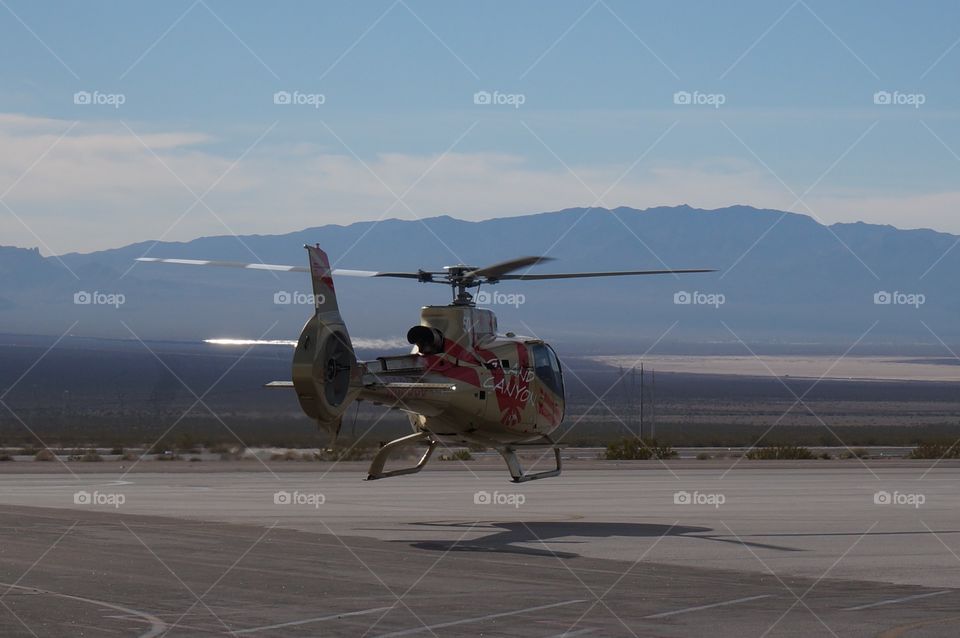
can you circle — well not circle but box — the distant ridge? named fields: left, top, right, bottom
left=2, top=205, right=957, bottom=348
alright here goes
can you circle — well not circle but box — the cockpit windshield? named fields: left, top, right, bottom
left=531, top=343, right=563, bottom=396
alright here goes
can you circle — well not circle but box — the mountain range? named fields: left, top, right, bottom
left=2, top=205, right=957, bottom=352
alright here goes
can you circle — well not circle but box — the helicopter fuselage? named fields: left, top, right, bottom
left=140, top=244, right=711, bottom=481
left=359, top=316, right=566, bottom=446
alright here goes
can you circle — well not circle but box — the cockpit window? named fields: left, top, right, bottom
left=531, top=344, right=563, bottom=396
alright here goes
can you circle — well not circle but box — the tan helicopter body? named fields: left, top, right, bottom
left=139, top=245, right=711, bottom=482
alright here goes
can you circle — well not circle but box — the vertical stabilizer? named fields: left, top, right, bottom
left=292, top=245, right=361, bottom=441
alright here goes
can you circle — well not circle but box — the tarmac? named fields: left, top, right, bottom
left=0, top=459, right=957, bottom=636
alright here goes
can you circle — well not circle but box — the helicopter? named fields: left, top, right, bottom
left=138, top=246, right=712, bottom=482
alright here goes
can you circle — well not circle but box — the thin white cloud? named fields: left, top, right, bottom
left=1, top=113, right=958, bottom=253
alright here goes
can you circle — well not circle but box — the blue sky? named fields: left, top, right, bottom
left=2, top=0, right=959, bottom=252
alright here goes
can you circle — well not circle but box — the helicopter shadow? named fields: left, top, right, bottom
left=396, top=521, right=802, bottom=559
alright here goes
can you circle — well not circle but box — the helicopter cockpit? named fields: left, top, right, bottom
left=530, top=342, right=564, bottom=396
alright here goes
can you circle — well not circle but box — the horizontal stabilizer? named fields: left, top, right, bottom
left=369, top=382, right=457, bottom=391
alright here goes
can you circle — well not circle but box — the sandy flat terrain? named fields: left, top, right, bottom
left=593, top=354, right=960, bottom=382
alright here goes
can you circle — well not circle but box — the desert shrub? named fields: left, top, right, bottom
left=746, top=445, right=814, bottom=460
left=67, top=448, right=102, bottom=462
left=440, top=449, right=473, bottom=461
left=317, top=445, right=378, bottom=461
left=149, top=434, right=199, bottom=454
left=270, top=450, right=303, bottom=461
left=695, top=452, right=711, bottom=460
left=605, top=438, right=677, bottom=460
left=218, top=446, right=245, bottom=461
left=717, top=451, right=743, bottom=459
left=34, top=449, right=56, bottom=461
left=909, top=442, right=960, bottom=459
left=839, top=448, right=869, bottom=459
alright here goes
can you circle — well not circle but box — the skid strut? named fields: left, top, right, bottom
left=499, top=446, right=562, bottom=483
left=366, top=431, right=438, bottom=480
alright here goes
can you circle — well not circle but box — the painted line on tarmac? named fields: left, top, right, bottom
left=234, top=606, right=394, bottom=634
left=644, top=594, right=773, bottom=619
left=842, top=590, right=951, bottom=611
left=373, top=599, right=588, bottom=637
left=0, top=582, right=167, bottom=638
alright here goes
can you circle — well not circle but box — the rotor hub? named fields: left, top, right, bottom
left=442, top=265, right=483, bottom=305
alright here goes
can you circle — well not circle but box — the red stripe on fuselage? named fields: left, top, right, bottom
left=420, top=340, right=535, bottom=427
left=475, top=342, right=531, bottom=428
left=422, top=340, right=482, bottom=387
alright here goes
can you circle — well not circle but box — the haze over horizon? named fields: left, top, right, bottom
left=4, top=203, right=959, bottom=348
left=20, top=202, right=960, bottom=259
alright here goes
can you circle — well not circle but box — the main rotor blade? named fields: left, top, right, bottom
left=135, top=257, right=715, bottom=282
left=135, top=257, right=423, bottom=278
left=498, top=268, right=716, bottom=280
left=465, top=256, right=554, bottom=280
left=136, top=257, right=309, bottom=272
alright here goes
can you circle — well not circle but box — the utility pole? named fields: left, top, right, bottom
left=625, top=366, right=630, bottom=439
left=650, top=368, right=656, bottom=440
left=639, top=363, right=644, bottom=440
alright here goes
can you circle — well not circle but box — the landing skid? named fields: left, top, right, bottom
left=499, top=446, right=562, bottom=483
left=365, top=431, right=562, bottom=482
left=366, top=431, right=438, bottom=480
